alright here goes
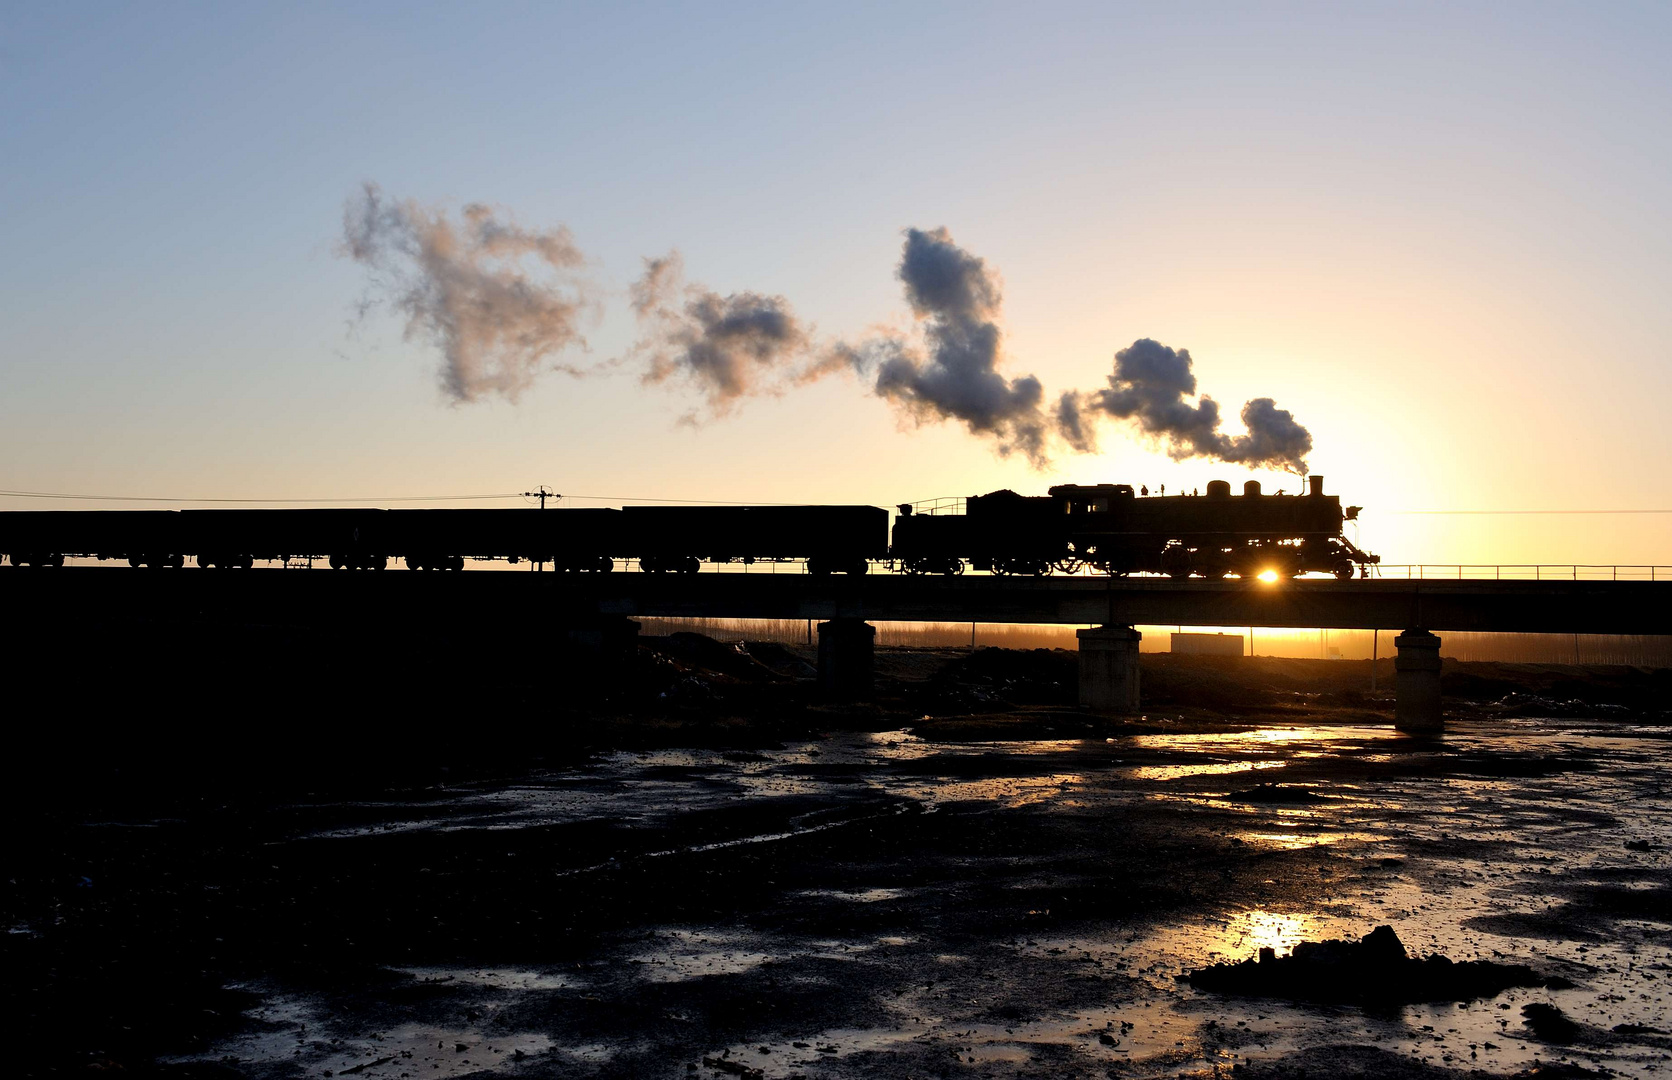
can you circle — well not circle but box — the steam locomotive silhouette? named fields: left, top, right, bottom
left=0, top=476, right=1377, bottom=579
left=893, top=475, right=1377, bottom=579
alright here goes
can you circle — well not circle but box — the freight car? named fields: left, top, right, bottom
left=0, top=504, right=890, bottom=574
left=890, top=475, right=1378, bottom=579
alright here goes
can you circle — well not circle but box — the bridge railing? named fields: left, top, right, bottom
left=1371, top=564, right=1672, bottom=582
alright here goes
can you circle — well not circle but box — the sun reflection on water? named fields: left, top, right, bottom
left=1129, top=760, right=1286, bottom=781
left=1214, top=909, right=1320, bottom=960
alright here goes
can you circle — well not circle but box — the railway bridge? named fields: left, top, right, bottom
left=4, top=568, right=1670, bottom=732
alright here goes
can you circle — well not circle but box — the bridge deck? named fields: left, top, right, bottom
left=3, top=568, right=1669, bottom=634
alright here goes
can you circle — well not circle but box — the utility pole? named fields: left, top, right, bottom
left=523, top=485, right=559, bottom=509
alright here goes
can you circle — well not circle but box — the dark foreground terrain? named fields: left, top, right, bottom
left=5, top=627, right=1671, bottom=1079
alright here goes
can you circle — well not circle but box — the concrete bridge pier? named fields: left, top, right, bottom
left=1077, top=625, right=1142, bottom=714
left=1394, top=629, right=1444, bottom=735
left=818, top=619, right=876, bottom=701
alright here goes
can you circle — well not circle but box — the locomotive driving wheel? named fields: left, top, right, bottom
left=1332, top=558, right=1357, bottom=581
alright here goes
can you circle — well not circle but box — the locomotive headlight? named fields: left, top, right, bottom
left=1257, top=569, right=1280, bottom=583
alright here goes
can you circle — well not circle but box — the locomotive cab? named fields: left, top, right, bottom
left=1048, top=484, right=1135, bottom=515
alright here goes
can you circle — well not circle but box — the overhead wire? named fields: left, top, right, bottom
left=0, top=487, right=806, bottom=507
left=1388, top=509, right=1672, bottom=515
left=0, top=488, right=526, bottom=504
left=4, top=486, right=1670, bottom=513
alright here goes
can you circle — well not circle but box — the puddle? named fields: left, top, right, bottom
left=198, top=717, right=1672, bottom=1078
left=172, top=991, right=558, bottom=1077
left=394, top=967, right=577, bottom=991
left=1130, top=760, right=1286, bottom=781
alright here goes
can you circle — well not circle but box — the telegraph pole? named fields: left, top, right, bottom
left=522, top=486, right=558, bottom=571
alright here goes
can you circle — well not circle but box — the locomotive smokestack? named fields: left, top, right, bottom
left=1310, top=475, right=1324, bottom=497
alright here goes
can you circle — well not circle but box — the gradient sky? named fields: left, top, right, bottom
left=4, top=2, right=1670, bottom=566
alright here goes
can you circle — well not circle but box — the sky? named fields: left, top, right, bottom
left=3, top=1, right=1670, bottom=566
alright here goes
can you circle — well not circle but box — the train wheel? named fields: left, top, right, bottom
left=596, top=557, right=614, bottom=573
left=329, top=554, right=345, bottom=570
left=128, top=556, right=145, bottom=568
left=449, top=555, right=465, bottom=572
left=49, top=554, right=64, bottom=567
left=1332, top=559, right=1356, bottom=581
left=372, top=555, right=388, bottom=571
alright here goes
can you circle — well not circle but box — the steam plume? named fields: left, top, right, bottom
left=1079, top=338, right=1312, bottom=473
left=628, top=251, right=812, bottom=417
left=847, top=228, right=1050, bottom=466
left=1054, top=390, right=1098, bottom=454
left=340, top=183, right=594, bottom=402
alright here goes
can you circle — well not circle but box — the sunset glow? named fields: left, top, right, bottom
left=3, top=6, right=1669, bottom=567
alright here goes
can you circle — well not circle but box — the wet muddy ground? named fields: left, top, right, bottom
left=9, top=704, right=1671, bottom=1079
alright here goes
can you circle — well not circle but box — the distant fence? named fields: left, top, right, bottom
left=634, top=618, right=1672, bottom=666
left=1372, top=565, right=1672, bottom=581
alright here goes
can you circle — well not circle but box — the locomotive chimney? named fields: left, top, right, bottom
left=1309, top=475, right=1324, bottom=497
left=1243, top=480, right=1261, bottom=497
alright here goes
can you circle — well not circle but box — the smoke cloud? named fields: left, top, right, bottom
left=1078, top=338, right=1312, bottom=473
left=337, top=187, right=1314, bottom=472
left=846, top=228, right=1051, bottom=466
left=1054, top=390, right=1098, bottom=454
left=627, top=251, right=812, bottom=418
left=340, top=183, right=595, bottom=402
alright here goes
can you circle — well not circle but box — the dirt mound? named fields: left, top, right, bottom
left=1185, top=925, right=1555, bottom=1004
left=642, top=632, right=786, bottom=683
left=741, top=640, right=816, bottom=678
left=931, top=647, right=1076, bottom=705
left=1486, top=692, right=1636, bottom=719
